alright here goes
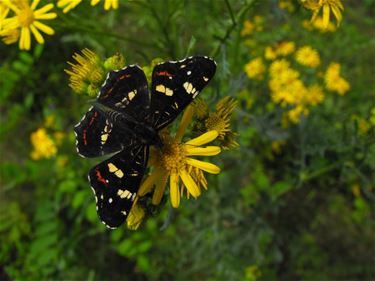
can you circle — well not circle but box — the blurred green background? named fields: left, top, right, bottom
left=1, top=0, right=374, bottom=280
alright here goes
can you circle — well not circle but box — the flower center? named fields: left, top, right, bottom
left=18, top=7, right=34, bottom=27
left=160, top=140, right=186, bottom=173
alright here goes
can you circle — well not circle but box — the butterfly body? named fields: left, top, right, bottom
left=93, top=101, right=163, bottom=147
left=74, top=56, right=216, bottom=228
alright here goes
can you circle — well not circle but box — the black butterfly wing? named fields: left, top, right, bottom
left=98, top=65, right=150, bottom=120
left=75, top=65, right=150, bottom=158
left=88, top=144, right=149, bottom=228
left=149, top=56, right=216, bottom=130
left=74, top=107, right=128, bottom=158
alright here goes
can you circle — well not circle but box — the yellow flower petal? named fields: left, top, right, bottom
left=34, top=3, right=54, bottom=15
left=185, top=130, right=218, bottom=146
left=20, top=27, right=31, bottom=50
left=31, top=0, right=41, bottom=10
left=91, top=0, right=100, bottom=6
left=185, top=146, right=221, bottom=156
left=151, top=171, right=169, bottom=205
left=169, top=172, right=180, bottom=208
left=186, top=158, right=221, bottom=174
left=35, top=12, right=57, bottom=20
left=331, top=5, right=342, bottom=25
left=322, top=4, right=330, bottom=28
left=33, top=20, right=54, bottom=35
left=180, top=169, right=200, bottom=198
left=126, top=202, right=145, bottom=230
left=30, top=24, right=44, bottom=44
left=138, top=167, right=165, bottom=196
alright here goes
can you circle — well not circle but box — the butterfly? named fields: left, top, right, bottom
left=74, top=56, right=216, bottom=228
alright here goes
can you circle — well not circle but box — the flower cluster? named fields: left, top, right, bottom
left=300, top=0, right=344, bottom=28
left=0, top=0, right=119, bottom=50
left=243, top=39, right=350, bottom=124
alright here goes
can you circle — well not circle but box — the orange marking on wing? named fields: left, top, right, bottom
left=119, top=74, right=131, bottom=80
left=88, top=112, right=98, bottom=127
left=96, top=169, right=108, bottom=186
left=102, top=87, right=114, bottom=99
left=156, top=71, right=174, bottom=77
left=83, top=129, right=87, bottom=145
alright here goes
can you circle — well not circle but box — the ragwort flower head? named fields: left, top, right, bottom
left=0, top=0, right=57, bottom=50
left=30, top=127, right=57, bottom=160
left=244, top=57, right=266, bottom=80
left=295, top=45, right=321, bottom=68
left=136, top=107, right=222, bottom=213
left=65, top=48, right=108, bottom=96
left=205, top=96, right=239, bottom=149
left=301, top=0, right=344, bottom=28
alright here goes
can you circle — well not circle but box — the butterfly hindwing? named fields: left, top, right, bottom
left=98, top=65, right=150, bottom=119
left=88, top=144, right=149, bottom=228
left=74, top=107, right=128, bottom=158
left=149, top=56, right=216, bottom=130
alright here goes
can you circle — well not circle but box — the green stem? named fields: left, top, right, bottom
left=210, top=0, right=255, bottom=58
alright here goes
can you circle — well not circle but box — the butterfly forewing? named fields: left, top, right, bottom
left=88, top=144, right=149, bottom=228
left=149, top=56, right=216, bottom=130
left=98, top=65, right=150, bottom=119
left=74, top=107, right=128, bottom=158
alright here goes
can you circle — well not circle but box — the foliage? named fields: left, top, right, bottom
left=1, top=1, right=375, bottom=280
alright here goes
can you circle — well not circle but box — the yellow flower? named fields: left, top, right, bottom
left=30, top=127, right=57, bottom=160
left=287, top=105, right=309, bottom=124
left=137, top=107, right=222, bottom=209
left=269, top=59, right=290, bottom=76
left=90, top=0, right=119, bottom=10
left=301, top=0, right=344, bottom=28
left=265, top=46, right=278, bottom=60
left=277, top=41, right=296, bottom=56
left=244, top=57, right=265, bottom=80
left=241, top=19, right=255, bottom=36
left=57, top=0, right=82, bottom=13
left=65, top=48, right=105, bottom=96
left=205, top=96, right=238, bottom=149
left=324, top=62, right=350, bottom=95
left=295, top=45, right=320, bottom=68
left=306, top=84, right=325, bottom=105
left=0, top=0, right=57, bottom=50
left=241, top=16, right=263, bottom=36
